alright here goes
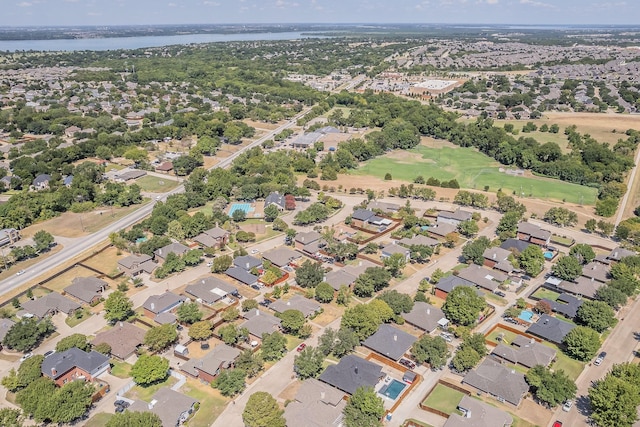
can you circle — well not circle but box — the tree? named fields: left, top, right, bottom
left=294, top=346, right=324, bottom=379
left=144, top=324, right=178, bottom=351
left=279, top=309, right=306, bottom=336
left=341, top=304, right=380, bottom=342
left=261, top=331, right=287, bottom=361
left=569, top=243, right=596, bottom=265
left=461, top=333, right=489, bottom=357
left=315, top=282, right=335, bottom=303
left=3, top=318, right=55, bottom=352
left=243, top=392, right=286, bottom=427
left=343, top=386, right=385, bottom=427
left=461, top=236, right=491, bottom=265
left=131, top=354, right=169, bottom=386
left=585, top=218, right=597, bottom=233
left=383, top=252, right=406, bottom=277
left=176, top=302, right=202, bottom=324
left=33, top=230, right=54, bottom=252
left=597, top=220, right=615, bottom=236
left=526, top=365, right=577, bottom=408
left=0, top=408, right=23, bottom=427
left=211, top=255, right=233, bottom=273
left=94, top=342, right=112, bottom=355
left=106, top=411, right=163, bottom=427
left=535, top=300, right=552, bottom=314
left=552, top=256, right=583, bottom=281
left=589, top=372, right=640, bottom=427
left=333, top=328, right=359, bottom=358
left=16, top=377, right=93, bottom=424
left=183, top=249, right=203, bottom=266
left=56, top=333, right=90, bottom=352
left=411, top=335, right=449, bottom=369
left=235, top=349, right=264, bottom=378
left=377, top=290, right=413, bottom=315
left=442, top=286, right=486, bottom=326
left=353, top=267, right=392, bottom=297
left=264, top=204, right=279, bottom=222
left=15, top=377, right=56, bottom=420
left=496, top=211, right=521, bottom=238
left=575, top=300, right=617, bottom=332
left=295, top=260, right=324, bottom=288
left=451, top=346, right=482, bottom=372
left=543, top=207, right=578, bottom=227
left=188, top=320, right=213, bottom=340
left=519, top=245, right=545, bottom=276
left=104, top=291, right=133, bottom=322
left=409, top=244, right=433, bottom=263
left=221, top=307, right=240, bottom=322
left=595, top=285, right=627, bottom=310
left=212, top=369, right=246, bottom=397
left=2, top=355, right=44, bottom=392
left=563, top=326, right=601, bottom=361
left=232, top=209, right=246, bottom=222
left=458, top=220, right=479, bottom=237
left=242, top=299, right=259, bottom=312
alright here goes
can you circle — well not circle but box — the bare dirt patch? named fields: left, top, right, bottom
left=41, top=264, right=100, bottom=293
left=82, top=247, right=127, bottom=275
left=543, top=112, right=640, bottom=144
left=243, top=119, right=282, bottom=131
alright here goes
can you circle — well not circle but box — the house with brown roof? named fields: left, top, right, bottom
left=21, top=293, right=81, bottom=319
left=428, top=222, right=457, bottom=239
left=155, top=161, right=173, bottom=173
left=437, top=209, right=473, bottom=226
left=462, top=359, right=529, bottom=406
left=64, top=277, right=108, bottom=305
left=490, top=335, right=557, bottom=368
left=193, top=226, right=230, bottom=249
left=92, top=322, right=146, bottom=360
left=483, top=247, right=515, bottom=274
left=185, top=277, right=238, bottom=305
left=269, top=295, right=321, bottom=318
left=118, top=254, right=157, bottom=276
left=402, top=302, right=447, bottom=333
left=517, top=222, right=551, bottom=246
left=284, top=379, right=346, bottom=427
left=262, top=247, right=301, bottom=267
left=294, top=230, right=324, bottom=253
left=324, top=269, right=357, bottom=291
left=240, top=309, right=281, bottom=340
left=181, top=344, right=241, bottom=383
left=444, top=395, right=513, bottom=427
left=154, top=242, right=190, bottom=263
left=129, top=388, right=198, bottom=427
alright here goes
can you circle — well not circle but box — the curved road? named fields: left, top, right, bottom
left=0, top=108, right=311, bottom=298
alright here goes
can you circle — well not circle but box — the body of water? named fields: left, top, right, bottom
left=0, top=31, right=326, bottom=52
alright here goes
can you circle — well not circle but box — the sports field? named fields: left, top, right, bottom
left=351, top=145, right=598, bottom=205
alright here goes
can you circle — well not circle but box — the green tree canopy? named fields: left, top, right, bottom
left=570, top=244, right=596, bottom=265
left=106, top=411, right=163, bottom=427
left=442, top=286, right=486, bottom=326
left=518, top=244, right=545, bottom=276
left=551, top=256, right=583, bottom=281
left=294, top=346, right=324, bottom=379
left=589, top=371, right=640, bottom=427
left=188, top=320, right=213, bottom=340
left=131, top=354, right=169, bottom=386
left=261, top=331, right=287, bottom=361
left=212, top=368, right=246, bottom=397
left=144, top=323, right=178, bottom=351
left=104, top=290, right=133, bottom=322
left=343, top=386, right=385, bottom=427
left=411, top=335, right=449, bottom=369
left=176, top=302, right=203, bottom=324
left=243, top=392, right=286, bottom=427
left=562, top=326, right=601, bottom=361
left=3, top=318, right=55, bottom=352
left=525, top=365, right=577, bottom=408
left=315, top=282, right=335, bottom=303
left=575, top=300, right=617, bottom=333
left=383, top=252, right=406, bottom=277
left=211, top=254, right=233, bottom=273
left=295, top=260, right=324, bottom=288
left=461, top=236, right=491, bottom=265
left=279, top=309, right=306, bottom=336
left=55, top=333, right=91, bottom=353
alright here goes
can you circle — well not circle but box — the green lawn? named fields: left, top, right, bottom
left=124, top=376, right=177, bottom=402
left=531, top=288, right=561, bottom=301
left=110, top=360, right=132, bottom=379
left=484, top=291, right=508, bottom=306
left=351, top=145, right=598, bottom=205
left=84, top=412, right=113, bottom=427
left=486, top=327, right=519, bottom=345
left=65, top=307, right=92, bottom=327
left=422, top=384, right=465, bottom=415
left=135, top=175, right=180, bottom=193
left=286, top=335, right=303, bottom=351
left=181, top=379, right=229, bottom=427
left=544, top=342, right=585, bottom=381
left=551, top=235, right=575, bottom=247
left=402, top=419, right=435, bottom=427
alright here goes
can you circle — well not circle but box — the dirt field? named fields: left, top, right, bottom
left=239, top=223, right=266, bottom=235
left=82, top=247, right=127, bottom=276
left=41, top=264, right=101, bottom=293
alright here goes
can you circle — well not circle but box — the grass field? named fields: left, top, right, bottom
left=544, top=342, right=585, bottom=381
left=486, top=326, right=520, bottom=345
left=110, top=360, right=132, bottom=379
left=351, top=145, right=598, bottom=205
left=84, top=412, right=113, bottom=427
left=422, top=384, right=465, bottom=415
left=65, top=307, right=92, bottom=327
left=182, top=378, right=229, bottom=427
left=41, top=265, right=98, bottom=293
left=124, top=375, right=178, bottom=402
left=531, top=288, right=561, bottom=301
left=135, top=175, right=180, bottom=193
left=82, top=246, right=125, bottom=276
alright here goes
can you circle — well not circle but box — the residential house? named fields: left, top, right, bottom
left=324, top=269, right=358, bottom=291
left=240, top=309, right=281, bottom=340
left=351, top=209, right=392, bottom=230
left=517, top=222, right=551, bottom=246
left=262, top=247, right=301, bottom=268
left=114, top=169, right=146, bottom=182
left=284, top=378, right=346, bottom=427
left=342, top=260, right=378, bottom=278
left=540, top=293, right=583, bottom=319
left=0, top=175, right=20, bottom=190
left=154, top=242, right=190, bottom=263
left=41, top=348, right=110, bottom=386
left=225, top=267, right=259, bottom=287
left=526, top=314, right=575, bottom=345
left=181, top=344, right=241, bottom=383
left=437, top=209, right=473, bottom=226
left=362, top=324, right=417, bottom=361
left=265, top=192, right=286, bottom=211
left=63, top=175, right=74, bottom=187
left=32, top=173, right=51, bottom=190
left=64, top=125, right=81, bottom=138
left=402, top=302, right=447, bottom=333
left=0, top=228, right=20, bottom=247
left=319, top=355, right=383, bottom=395
left=549, top=262, right=611, bottom=299
left=294, top=231, right=323, bottom=252
left=428, top=222, right=457, bottom=239
left=129, top=388, right=198, bottom=427
left=142, top=292, right=186, bottom=320
left=155, top=161, right=173, bottom=173
left=233, top=255, right=262, bottom=271
left=0, top=319, right=16, bottom=346
left=185, top=277, right=238, bottom=305
left=21, top=293, right=81, bottom=319
left=91, top=322, right=146, bottom=360
left=500, top=238, right=530, bottom=254
left=483, top=247, right=515, bottom=274
left=607, top=247, right=635, bottom=263
left=380, top=243, right=410, bottom=261
left=63, top=277, right=108, bottom=305
left=117, top=253, right=157, bottom=276
left=398, top=235, right=439, bottom=248
left=581, top=262, right=611, bottom=284
left=444, top=395, right=513, bottom=427
left=462, top=359, right=529, bottom=406
left=368, top=200, right=400, bottom=215
left=434, top=275, right=478, bottom=300
left=291, top=131, right=323, bottom=149
left=456, top=264, right=507, bottom=292
left=193, top=226, right=230, bottom=249
left=491, top=335, right=557, bottom=368
left=269, top=295, right=321, bottom=318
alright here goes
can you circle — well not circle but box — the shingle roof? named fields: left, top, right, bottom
left=319, top=355, right=383, bottom=395
left=285, top=379, right=346, bottom=427
left=438, top=209, right=473, bottom=222
left=181, top=344, right=241, bottom=377
left=91, top=322, right=145, bottom=359
left=269, top=295, right=321, bottom=318
left=142, top=292, right=186, bottom=314
left=295, top=230, right=322, bottom=244
left=240, top=309, right=281, bottom=338
left=0, top=318, right=15, bottom=342
left=63, top=277, right=107, bottom=304
left=402, top=302, right=446, bottom=333
left=225, top=266, right=258, bottom=285
left=541, top=293, right=583, bottom=318
left=462, top=358, right=529, bottom=406
left=22, top=293, right=81, bottom=318
left=581, top=262, right=611, bottom=283
left=444, top=395, right=513, bottom=427
left=435, top=275, right=478, bottom=294
left=526, top=314, right=575, bottom=344
left=362, top=324, right=417, bottom=361
left=491, top=336, right=557, bottom=368
left=429, top=222, right=457, bottom=237
left=324, top=269, right=357, bottom=291
left=607, top=247, right=635, bottom=261
left=118, top=253, right=153, bottom=269
left=154, top=242, right=189, bottom=259
left=500, top=238, right=531, bottom=253
left=233, top=255, right=262, bottom=271
left=262, top=247, right=301, bottom=267
left=129, top=388, right=197, bottom=427
left=351, top=209, right=376, bottom=222
left=456, top=265, right=504, bottom=292
left=517, top=222, right=551, bottom=241
left=398, top=235, right=439, bottom=247
left=42, top=348, right=109, bottom=379
left=185, top=277, right=238, bottom=305
left=265, top=192, right=286, bottom=209
left=381, top=243, right=410, bottom=257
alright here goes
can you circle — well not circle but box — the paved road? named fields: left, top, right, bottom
left=615, top=142, right=640, bottom=227
left=0, top=109, right=311, bottom=300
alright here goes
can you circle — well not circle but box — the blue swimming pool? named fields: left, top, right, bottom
left=544, top=251, right=554, bottom=260
left=380, top=379, right=406, bottom=400
left=519, top=310, right=534, bottom=322
left=228, top=203, right=254, bottom=217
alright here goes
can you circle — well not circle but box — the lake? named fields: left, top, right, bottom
left=0, top=31, right=328, bottom=52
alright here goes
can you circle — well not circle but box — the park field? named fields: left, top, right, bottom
left=351, top=145, right=598, bottom=205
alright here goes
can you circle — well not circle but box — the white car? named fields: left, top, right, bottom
left=251, top=249, right=259, bottom=254
left=19, top=353, right=33, bottom=362
left=16, top=269, right=25, bottom=276
left=562, top=400, right=573, bottom=412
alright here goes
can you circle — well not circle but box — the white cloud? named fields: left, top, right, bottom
left=16, top=2, right=33, bottom=7
left=202, top=0, right=220, bottom=5
left=486, top=0, right=498, bottom=4
left=167, top=2, right=176, bottom=6
left=87, top=11, right=101, bottom=16
left=520, top=0, right=555, bottom=8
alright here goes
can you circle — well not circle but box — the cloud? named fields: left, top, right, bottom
left=16, top=2, right=32, bottom=7
left=87, top=11, right=101, bottom=16
left=202, top=0, right=220, bottom=5
left=520, top=0, right=556, bottom=8
left=167, top=2, right=176, bottom=6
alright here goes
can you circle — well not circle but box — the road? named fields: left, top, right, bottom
left=0, top=108, right=312, bottom=300
left=615, top=142, right=640, bottom=227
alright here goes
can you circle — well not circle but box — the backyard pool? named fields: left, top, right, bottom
left=379, top=379, right=407, bottom=400
left=544, top=251, right=554, bottom=260
left=228, top=203, right=254, bottom=217
left=519, top=310, right=534, bottom=322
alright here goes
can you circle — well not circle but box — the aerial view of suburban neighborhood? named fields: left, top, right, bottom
left=0, top=2, right=640, bottom=427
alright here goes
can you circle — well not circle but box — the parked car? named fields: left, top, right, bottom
left=552, top=421, right=563, bottom=427
left=296, top=343, right=306, bottom=352
left=251, top=249, right=259, bottom=254
left=115, top=405, right=125, bottom=413
left=594, top=351, right=607, bottom=366
left=16, top=270, right=25, bottom=276
left=43, top=350, right=56, bottom=358
left=399, top=358, right=417, bottom=370
left=251, top=284, right=260, bottom=291
left=19, top=353, right=32, bottom=362
left=562, top=400, right=573, bottom=412
left=439, top=332, right=453, bottom=342
left=114, top=400, right=127, bottom=407
left=495, top=291, right=506, bottom=297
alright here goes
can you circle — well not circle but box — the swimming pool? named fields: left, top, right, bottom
left=379, top=379, right=406, bottom=400
left=228, top=203, right=254, bottom=217
left=519, top=310, right=534, bottom=322
left=544, top=251, right=554, bottom=260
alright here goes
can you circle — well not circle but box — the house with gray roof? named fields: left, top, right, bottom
left=0, top=228, right=20, bottom=247
left=607, top=247, right=635, bottom=262
left=342, top=260, right=378, bottom=278
left=269, top=295, right=321, bottom=318
left=526, top=314, right=575, bottom=345
left=0, top=318, right=15, bottom=344
left=434, top=275, right=479, bottom=299
left=42, top=348, right=110, bottom=386
left=21, top=292, right=81, bottom=319
left=319, top=355, right=383, bottom=395
left=265, top=192, right=286, bottom=211
left=351, top=209, right=391, bottom=230
left=380, top=243, right=410, bottom=261
left=262, top=247, right=301, bottom=267
left=142, top=292, right=186, bottom=319
left=437, top=209, right=473, bottom=226
left=181, top=344, right=241, bottom=383
left=398, top=235, right=439, bottom=248
left=324, top=269, right=357, bottom=291
left=362, top=324, right=417, bottom=361
left=32, top=173, right=51, bottom=190
left=185, top=277, right=238, bottom=305
left=541, top=293, right=583, bottom=318
left=491, top=335, right=557, bottom=368
left=63, top=277, right=108, bottom=305
left=91, top=322, right=146, bottom=360
left=483, top=247, right=515, bottom=274
left=114, top=169, right=146, bottom=182
left=240, top=309, right=281, bottom=339
left=500, top=238, right=530, bottom=253
left=517, top=222, right=551, bottom=246
left=444, top=395, right=513, bottom=427
left=154, top=242, right=190, bottom=263
left=581, top=262, right=611, bottom=283
left=462, top=358, right=529, bottom=406
left=428, top=222, right=457, bottom=239
left=368, top=200, right=400, bottom=214
left=118, top=253, right=157, bottom=276
left=233, top=255, right=262, bottom=271
left=402, top=302, right=446, bottom=333
left=456, top=265, right=505, bottom=292
left=129, top=388, right=197, bottom=427
left=294, top=230, right=324, bottom=253
left=284, top=378, right=346, bottom=427
left=225, top=267, right=258, bottom=287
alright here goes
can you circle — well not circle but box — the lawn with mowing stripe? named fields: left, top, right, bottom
left=422, top=384, right=465, bottom=415
left=351, top=145, right=598, bottom=205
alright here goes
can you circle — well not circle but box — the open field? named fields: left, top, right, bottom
left=544, top=342, right=585, bottom=381
left=135, top=175, right=180, bottom=193
left=531, top=287, right=561, bottom=301
left=422, top=383, right=464, bottom=415
left=182, top=378, right=229, bottom=427
left=82, top=246, right=125, bottom=276
left=124, top=375, right=178, bottom=402
left=41, top=264, right=99, bottom=293
left=84, top=412, right=113, bottom=427
left=351, top=145, right=598, bottom=205
left=485, top=326, right=520, bottom=345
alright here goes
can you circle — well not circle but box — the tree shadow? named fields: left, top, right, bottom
left=575, top=393, right=592, bottom=417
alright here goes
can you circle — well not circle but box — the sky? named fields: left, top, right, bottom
left=1, top=0, right=638, bottom=27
